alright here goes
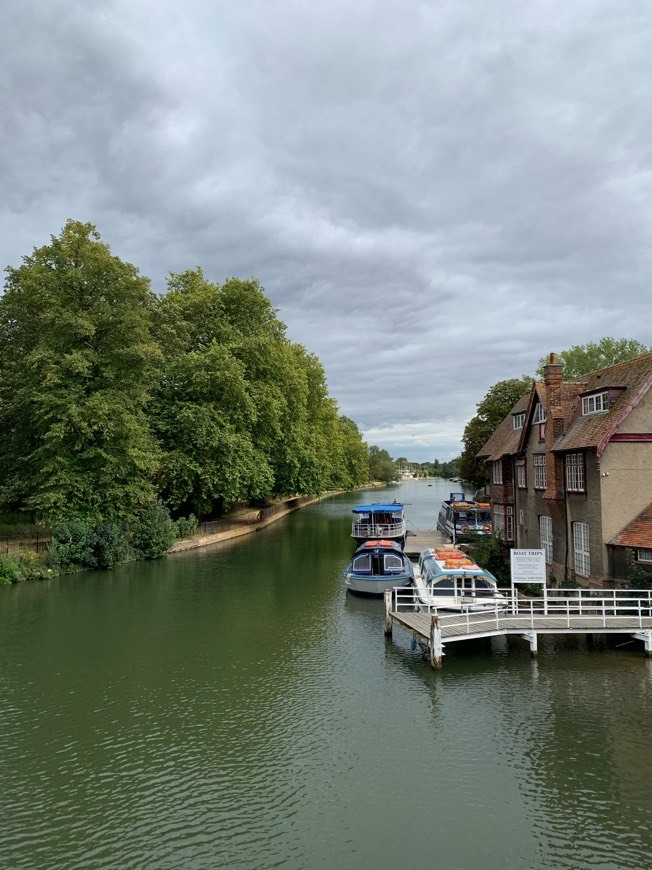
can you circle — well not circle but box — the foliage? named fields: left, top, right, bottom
left=536, top=338, right=650, bottom=380
left=175, top=514, right=198, bottom=539
left=130, top=502, right=177, bottom=559
left=459, top=377, right=532, bottom=488
left=368, top=446, right=398, bottom=483
left=48, top=517, right=130, bottom=571
left=0, top=220, right=160, bottom=524
left=625, top=549, right=652, bottom=589
left=0, top=552, right=52, bottom=585
left=468, top=535, right=512, bottom=585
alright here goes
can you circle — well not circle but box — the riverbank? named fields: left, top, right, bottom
left=169, top=490, right=347, bottom=553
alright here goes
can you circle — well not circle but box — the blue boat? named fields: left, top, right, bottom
left=344, top=539, right=415, bottom=596
left=351, top=502, right=407, bottom=547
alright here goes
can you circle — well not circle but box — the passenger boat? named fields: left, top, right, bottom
left=344, top=540, right=415, bottom=596
left=437, top=492, right=492, bottom=541
left=413, top=546, right=506, bottom=612
left=351, top=502, right=407, bottom=547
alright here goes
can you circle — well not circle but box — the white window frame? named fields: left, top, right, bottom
left=492, top=460, right=503, bottom=484
left=565, top=453, right=585, bottom=492
left=581, top=392, right=609, bottom=415
left=637, top=548, right=652, bottom=563
left=573, top=522, right=590, bottom=577
left=539, top=515, right=553, bottom=564
left=513, top=412, right=525, bottom=430
left=533, top=454, right=547, bottom=489
left=533, top=403, right=547, bottom=424
left=494, top=504, right=513, bottom=541
left=516, top=461, right=526, bottom=488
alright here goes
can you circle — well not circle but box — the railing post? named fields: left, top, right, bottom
left=384, top=589, right=393, bottom=636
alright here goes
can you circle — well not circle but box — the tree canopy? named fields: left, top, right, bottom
left=536, top=337, right=650, bottom=380
left=459, top=376, right=532, bottom=487
left=0, top=223, right=369, bottom=525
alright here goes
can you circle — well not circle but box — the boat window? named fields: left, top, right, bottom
left=431, top=576, right=455, bottom=595
left=384, top=554, right=404, bottom=573
left=474, top=576, right=496, bottom=597
left=352, top=555, right=371, bottom=572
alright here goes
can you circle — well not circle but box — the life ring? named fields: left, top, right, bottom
left=257, top=511, right=264, bottom=522
left=460, top=524, right=470, bottom=533
left=483, top=523, right=492, bottom=533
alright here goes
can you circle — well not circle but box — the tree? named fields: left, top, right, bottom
left=537, top=338, right=650, bottom=380
left=459, top=377, right=532, bottom=488
left=368, top=446, right=397, bottom=483
left=0, top=220, right=160, bottom=523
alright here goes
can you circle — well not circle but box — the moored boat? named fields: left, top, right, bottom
left=344, top=539, right=415, bottom=596
left=351, top=502, right=407, bottom=547
left=437, top=492, right=492, bottom=541
left=413, top=545, right=506, bottom=612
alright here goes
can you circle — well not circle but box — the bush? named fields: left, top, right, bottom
left=468, top=535, right=512, bottom=584
left=89, top=522, right=131, bottom=569
left=0, top=553, right=52, bottom=584
left=131, top=502, right=176, bottom=559
left=175, top=514, right=197, bottom=539
left=47, top=518, right=95, bottom=572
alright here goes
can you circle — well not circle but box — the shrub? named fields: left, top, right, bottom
left=131, top=502, right=176, bottom=559
left=0, top=553, right=52, bottom=584
left=89, top=522, right=131, bottom=569
left=47, top=518, right=95, bottom=572
left=468, top=535, right=512, bottom=584
left=175, top=514, right=198, bottom=539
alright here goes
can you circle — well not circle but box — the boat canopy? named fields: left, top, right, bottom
left=352, top=503, right=404, bottom=514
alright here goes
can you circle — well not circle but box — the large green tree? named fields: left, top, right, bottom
left=536, top=337, right=650, bottom=379
left=0, top=220, right=161, bottom=523
left=459, top=377, right=532, bottom=488
left=368, top=446, right=397, bottom=483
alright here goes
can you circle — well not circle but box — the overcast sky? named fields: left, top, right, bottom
left=3, top=0, right=652, bottom=461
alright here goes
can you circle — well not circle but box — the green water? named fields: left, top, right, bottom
left=2, top=480, right=651, bottom=869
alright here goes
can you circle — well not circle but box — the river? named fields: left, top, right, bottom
left=1, top=478, right=651, bottom=869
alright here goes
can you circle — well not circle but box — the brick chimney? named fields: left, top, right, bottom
left=543, top=352, right=564, bottom=515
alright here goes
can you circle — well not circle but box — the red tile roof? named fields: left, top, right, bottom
left=609, top=503, right=652, bottom=548
left=476, top=393, right=530, bottom=460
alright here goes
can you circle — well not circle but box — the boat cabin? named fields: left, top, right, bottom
left=351, top=502, right=407, bottom=546
left=415, top=546, right=504, bottom=611
left=350, top=540, right=409, bottom=577
left=437, top=493, right=492, bottom=541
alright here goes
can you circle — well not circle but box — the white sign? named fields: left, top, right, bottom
left=510, top=549, right=546, bottom=585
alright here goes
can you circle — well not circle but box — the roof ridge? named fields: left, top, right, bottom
left=567, top=350, right=652, bottom=382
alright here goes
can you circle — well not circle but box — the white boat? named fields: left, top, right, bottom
left=437, top=492, right=492, bottom=541
left=344, top=539, right=415, bottom=596
left=413, top=545, right=506, bottom=612
left=351, top=502, right=407, bottom=547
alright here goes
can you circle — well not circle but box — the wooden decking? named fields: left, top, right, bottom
left=384, top=588, right=652, bottom=668
left=403, top=528, right=445, bottom=557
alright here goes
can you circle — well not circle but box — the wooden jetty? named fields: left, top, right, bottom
left=384, top=587, right=652, bottom=668
left=403, top=528, right=445, bottom=558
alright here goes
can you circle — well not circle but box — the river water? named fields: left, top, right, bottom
left=2, top=479, right=651, bottom=869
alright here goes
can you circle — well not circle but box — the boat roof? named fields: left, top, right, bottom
left=421, top=546, right=488, bottom=574
left=352, top=503, right=404, bottom=513
left=354, top=539, right=405, bottom=554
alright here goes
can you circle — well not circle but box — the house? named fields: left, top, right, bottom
left=477, top=351, right=652, bottom=587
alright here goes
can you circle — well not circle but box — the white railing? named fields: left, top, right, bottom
left=390, top=586, right=652, bottom=632
left=352, top=520, right=406, bottom=539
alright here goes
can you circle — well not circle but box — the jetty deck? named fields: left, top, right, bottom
left=403, top=528, right=445, bottom=557
left=384, top=587, right=652, bottom=668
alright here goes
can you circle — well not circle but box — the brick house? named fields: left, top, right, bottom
left=477, top=351, right=652, bottom=586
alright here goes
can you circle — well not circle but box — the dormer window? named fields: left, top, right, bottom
left=582, top=392, right=608, bottom=415
left=513, top=412, right=525, bottom=430
left=532, top=403, right=546, bottom=424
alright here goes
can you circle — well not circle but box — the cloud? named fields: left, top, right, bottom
left=2, top=0, right=652, bottom=460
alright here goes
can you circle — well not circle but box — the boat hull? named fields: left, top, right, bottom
left=345, top=573, right=413, bottom=596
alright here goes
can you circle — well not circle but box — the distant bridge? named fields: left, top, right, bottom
left=384, top=587, right=652, bottom=668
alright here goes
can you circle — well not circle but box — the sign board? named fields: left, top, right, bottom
left=510, top=549, right=546, bottom=585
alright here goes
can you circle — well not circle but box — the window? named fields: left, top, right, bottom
left=492, top=460, right=503, bottom=484
left=573, top=522, right=590, bottom=577
left=384, top=554, right=404, bottom=573
left=494, top=504, right=514, bottom=540
left=516, top=461, right=526, bottom=488
left=352, top=554, right=371, bottom=572
left=513, top=412, right=525, bottom=430
left=519, top=509, right=524, bottom=526
left=565, top=453, right=585, bottom=492
left=582, top=392, right=608, bottom=415
left=539, top=515, right=553, bottom=563
left=533, top=403, right=547, bottom=423
left=533, top=454, right=547, bottom=489
left=637, top=549, right=652, bottom=563
left=538, top=422, right=546, bottom=442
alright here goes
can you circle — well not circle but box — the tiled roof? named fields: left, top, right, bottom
left=553, top=351, right=652, bottom=453
left=609, top=503, right=652, bottom=548
left=476, top=394, right=530, bottom=460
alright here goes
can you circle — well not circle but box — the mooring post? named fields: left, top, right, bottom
left=521, top=630, right=538, bottom=657
left=429, top=615, right=443, bottom=669
left=632, top=631, right=652, bottom=657
left=384, top=589, right=393, bottom=636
